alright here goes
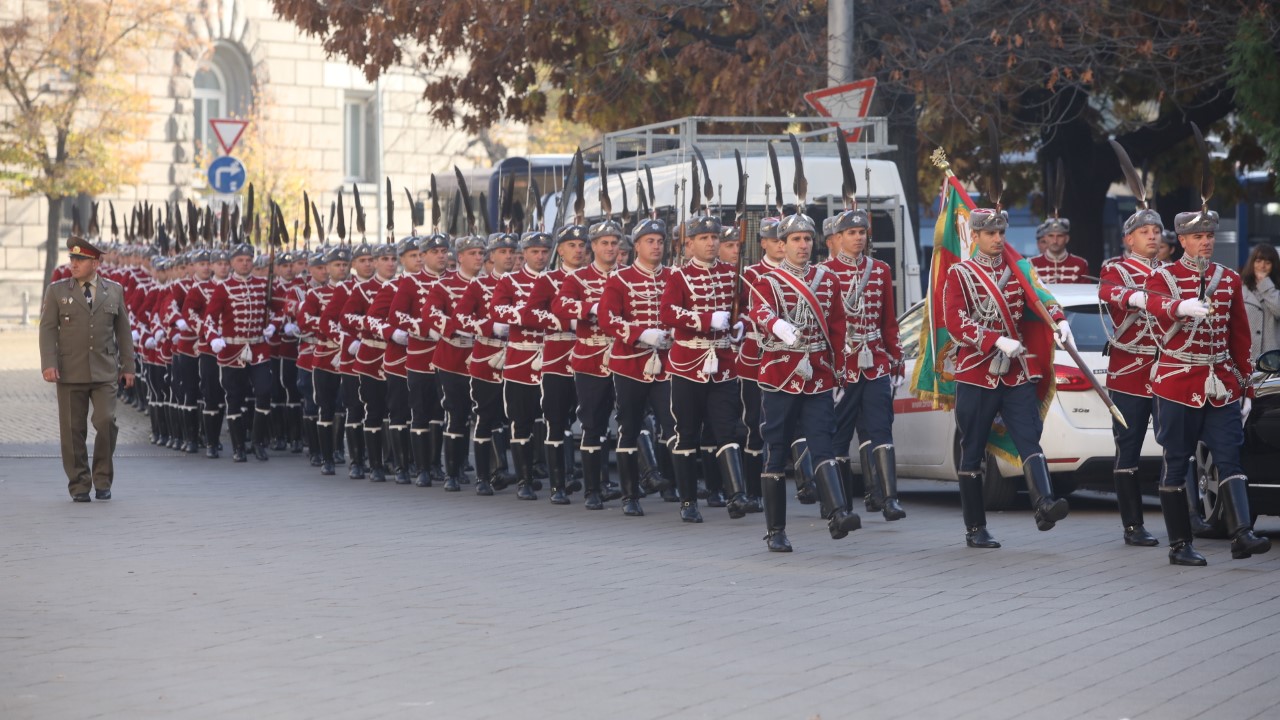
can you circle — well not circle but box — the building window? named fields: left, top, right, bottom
left=193, top=66, right=224, bottom=155
left=344, top=93, right=378, bottom=182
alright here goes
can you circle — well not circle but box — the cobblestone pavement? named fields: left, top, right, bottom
left=3, top=328, right=1279, bottom=720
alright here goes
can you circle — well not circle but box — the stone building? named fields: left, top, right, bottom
left=0, top=0, right=523, bottom=316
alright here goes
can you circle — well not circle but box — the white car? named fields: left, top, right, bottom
left=855, top=282, right=1163, bottom=509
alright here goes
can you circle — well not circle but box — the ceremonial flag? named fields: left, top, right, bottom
left=910, top=174, right=1059, bottom=465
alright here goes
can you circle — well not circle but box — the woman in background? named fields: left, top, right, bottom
left=1242, top=242, right=1280, bottom=360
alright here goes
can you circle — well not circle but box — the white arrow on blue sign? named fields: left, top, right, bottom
left=208, top=155, right=247, bottom=194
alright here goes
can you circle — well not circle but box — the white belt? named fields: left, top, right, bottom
left=676, top=338, right=731, bottom=350
left=225, top=336, right=264, bottom=344
left=848, top=331, right=881, bottom=342
left=577, top=336, right=610, bottom=347
left=1162, top=349, right=1228, bottom=364
left=476, top=337, right=506, bottom=348
left=364, top=339, right=387, bottom=349
left=544, top=332, right=576, bottom=341
left=508, top=341, right=544, bottom=352
left=444, top=336, right=475, bottom=348
left=760, top=340, right=828, bottom=353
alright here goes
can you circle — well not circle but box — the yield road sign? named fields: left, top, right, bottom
left=209, top=118, right=249, bottom=154
left=804, top=79, right=877, bottom=142
left=208, top=155, right=246, bottom=194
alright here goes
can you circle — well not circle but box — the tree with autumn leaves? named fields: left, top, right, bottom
left=284, top=1, right=1275, bottom=263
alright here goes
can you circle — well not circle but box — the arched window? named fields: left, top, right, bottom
left=192, top=42, right=254, bottom=157
left=192, top=66, right=224, bottom=155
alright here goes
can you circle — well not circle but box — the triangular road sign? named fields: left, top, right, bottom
left=209, top=118, right=249, bottom=155
left=804, top=79, right=877, bottom=142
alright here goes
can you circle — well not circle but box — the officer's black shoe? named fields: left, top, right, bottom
left=705, top=491, right=727, bottom=508
left=584, top=491, right=603, bottom=510
left=550, top=489, right=570, bottom=505
left=443, top=476, right=460, bottom=492
left=94, top=489, right=111, bottom=500
left=679, top=501, right=703, bottom=523
left=1023, top=454, right=1068, bottom=531
left=1231, top=529, right=1271, bottom=560
left=660, top=486, right=679, bottom=502
left=1124, top=525, right=1160, bottom=547
left=1169, top=540, right=1208, bottom=566
left=320, top=461, right=335, bottom=476
left=792, top=439, right=817, bottom=505
left=475, top=480, right=494, bottom=496
left=966, top=526, right=1001, bottom=549
left=764, top=530, right=792, bottom=552
left=516, top=482, right=537, bottom=501
left=747, top=496, right=764, bottom=513
left=601, top=481, right=622, bottom=502
left=623, top=498, right=644, bottom=516
left=232, top=449, right=247, bottom=463
left=72, top=493, right=91, bottom=503
left=253, top=444, right=270, bottom=462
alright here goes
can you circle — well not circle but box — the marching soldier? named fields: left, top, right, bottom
left=1144, top=129, right=1269, bottom=565
left=942, top=207, right=1070, bottom=548
left=823, top=207, right=906, bottom=521
left=1030, top=219, right=1090, bottom=284
left=342, top=241, right=398, bottom=482
left=181, top=240, right=230, bottom=458
left=271, top=248, right=305, bottom=454
left=169, top=241, right=210, bottom=454
left=599, top=215, right=678, bottom=517
left=555, top=219, right=626, bottom=510
left=734, top=218, right=785, bottom=514
left=1099, top=140, right=1166, bottom=547
left=321, top=233, right=374, bottom=479
left=300, top=245, right=351, bottom=475
left=294, top=248, right=328, bottom=467
left=660, top=213, right=750, bottom=522
left=748, top=212, right=859, bottom=552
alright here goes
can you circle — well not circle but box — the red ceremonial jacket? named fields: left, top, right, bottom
left=300, top=281, right=342, bottom=371
left=748, top=262, right=846, bottom=394
left=422, top=270, right=477, bottom=376
left=735, top=259, right=778, bottom=382
left=319, top=276, right=365, bottom=375
left=554, top=263, right=614, bottom=378
left=1099, top=254, right=1162, bottom=397
left=491, top=265, right=555, bottom=386
left=824, top=253, right=901, bottom=383
left=179, top=277, right=221, bottom=356
left=342, top=274, right=394, bottom=380
left=459, top=272, right=506, bottom=383
left=204, top=273, right=282, bottom=368
left=660, top=258, right=737, bottom=383
left=528, top=267, right=578, bottom=378
left=1144, top=256, right=1253, bottom=407
left=1030, top=252, right=1090, bottom=284
left=599, top=262, right=670, bottom=383
left=388, top=269, right=443, bottom=375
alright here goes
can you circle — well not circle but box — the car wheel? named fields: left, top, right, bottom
left=1194, top=442, right=1230, bottom=539
left=982, top=452, right=1019, bottom=511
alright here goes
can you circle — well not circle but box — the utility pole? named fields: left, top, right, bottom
left=828, top=0, right=855, bottom=86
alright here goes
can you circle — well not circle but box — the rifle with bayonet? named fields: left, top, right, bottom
left=731, top=148, right=749, bottom=324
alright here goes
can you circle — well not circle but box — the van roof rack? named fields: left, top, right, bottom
left=602, top=116, right=894, bottom=168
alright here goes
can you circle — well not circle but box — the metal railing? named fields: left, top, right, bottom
left=602, top=116, right=894, bottom=167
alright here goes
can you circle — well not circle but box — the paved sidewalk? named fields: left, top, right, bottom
left=3, top=328, right=1279, bottom=720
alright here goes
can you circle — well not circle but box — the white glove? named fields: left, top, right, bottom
left=833, top=388, right=846, bottom=405
left=175, top=319, right=190, bottom=332
left=1054, top=321, right=1073, bottom=348
left=1127, top=291, right=1148, bottom=311
left=1175, top=299, right=1210, bottom=319
left=639, top=328, right=667, bottom=347
left=263, top=324, right=276, bottom=339
left=428, top=329, right=442, bottom=341
left=570, top=319, right=578, bottom=331
left=890, top=373, right=906, bottom=389
left=994, top=336, right=1025, bottom=357
left=710, top=310, right=731, bottom=331
left=154, top=328, right=165, bottom=341
left=730, top=321, right=745, bottom=343
left=589, top=303, right=599, bottom=317
left=331, top=353, right=341, bottom=369
left=392, top=329, right=409, bottom=345
left=131, top=330, right=141, bottom=344
left=211, top=338, right=226, bottom=353
left=492, top=323, right=509, bottom=338
left=771, top=319, right=799, bottom=346
left=347, top=340, right=361, bottom=355
left=144, top=337, right=156, bottom=349
left=1241, top=398, right=1252, bottom=422
left=283, top=322, right=300, bottom=337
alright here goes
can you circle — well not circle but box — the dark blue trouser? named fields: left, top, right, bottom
left=761, top=389, right=835, bottom=474
left=1153, top=397, right=1245, bottom=488
left=833, top=375, right=894, bottom=458
left=954, top=382, right=1044, bottom=472
left=574, top=373, right=614, bottom=451
left=671, top=376, right=744, bottom=453
left=221, top=361, right=274, bottom=420
left=1110, top=390, right=1152, bottom=471
left=297, top=368, right=316, bottom=416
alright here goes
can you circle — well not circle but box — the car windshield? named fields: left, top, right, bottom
left=897, top=299, right=1112, bottom=357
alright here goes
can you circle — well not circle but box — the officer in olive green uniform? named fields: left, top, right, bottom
left=39, top=234, right=136, bottom=501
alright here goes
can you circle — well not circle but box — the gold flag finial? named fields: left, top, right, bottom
left=930, top=147, right=953, bottom=175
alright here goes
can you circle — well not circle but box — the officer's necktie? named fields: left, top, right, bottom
left=83, top=282, right=92, bottom=308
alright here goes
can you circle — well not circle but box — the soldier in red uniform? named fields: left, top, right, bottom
left=943, top=208, right=1070, bottom=548
left=555, top=220, right=626, bottom=510
left=1098, top=205, right=1166, bottom=547
left=661, top=214, right=750, bottom=522
left=1145, top=209, right=1270, bottom=565
left=204, top=242, right=284, bottom=462
left=300, top=245, right=350, bottom=475
left=823, top=208, right=905, bottom=521
left=294, top=249, right=328, bottom=467
left=1029, top=216, right=1090, bottom=284
left=321, top=239, right=374, bottom=478
left=342, top=242, right=398, bottom=482
left=270, top=249, right=304, bottom=454
left=424, top=232, right=486, bottom=491
left=491, top=231, right=554, bottom=500
left=531, top=225, right=587, bottom=505
left=600, top=216, right=678, bottom=517
left=735, top=218, right=784, bottom=513
left=181, top=244, right=229, bottom=457
left=390, top=231, right=450, bottom=486
left=748, top=213, right=859, bottom=552
left=458, top=232, right=520, bottom=495
left=169, top=244, right=210, bottom=454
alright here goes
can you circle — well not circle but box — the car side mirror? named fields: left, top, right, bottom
left=1258, top=349, right=1280, bottom=374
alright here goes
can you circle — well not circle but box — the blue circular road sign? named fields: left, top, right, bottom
left=208, top=156, right=247, bottom=194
